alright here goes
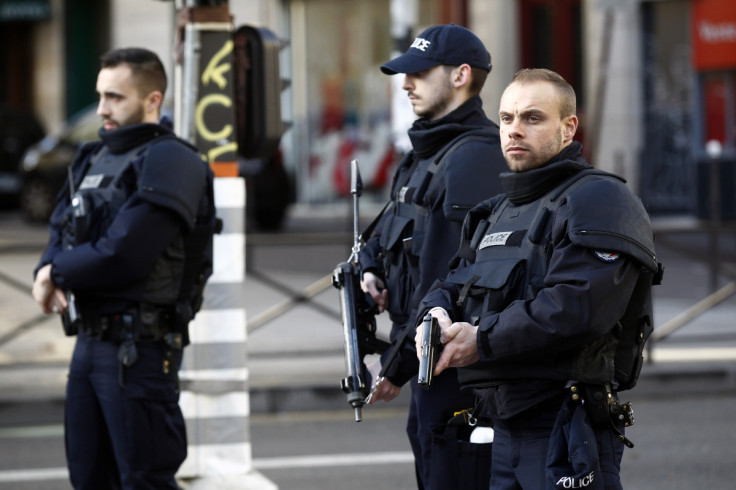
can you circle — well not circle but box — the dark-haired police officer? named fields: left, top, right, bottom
left=32, top=47, right=215, bottom=490
left=416, top=68, right=661, bottom=489
left=359, top=24, right=507, bottom=489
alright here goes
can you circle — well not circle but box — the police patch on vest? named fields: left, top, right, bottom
left=79, top=174, right=106, bottom=190
left=399, top=186, right=413, bottom=203
left=478, top=230, right=527, bottom=249
left=479, top=231, right=513, bottom=249
left=593, top=250, right=620, bottom=262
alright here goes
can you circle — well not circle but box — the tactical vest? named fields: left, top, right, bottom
left=450, top=169, right=662, bottom=391
left=62, top=139, right=187, bottom=307
left=377, top=131, right=491, bottom=325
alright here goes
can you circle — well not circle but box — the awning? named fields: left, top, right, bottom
left=0, top=0, right=51, bottom=22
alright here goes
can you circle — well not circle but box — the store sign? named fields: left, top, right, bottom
left=0, top=0, right=50, bottom=21
left=692, top=0, right=736, bottom=70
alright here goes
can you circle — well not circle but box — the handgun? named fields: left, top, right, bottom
left=417, top=313, right=441, bottom=389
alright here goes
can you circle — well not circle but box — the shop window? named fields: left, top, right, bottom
left=639, top=0, right=696, bottom=214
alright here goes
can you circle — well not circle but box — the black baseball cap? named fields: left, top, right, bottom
left=381, top=24, right=492, bottom=75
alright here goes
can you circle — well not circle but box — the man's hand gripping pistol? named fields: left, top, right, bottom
left=417, top=313, right=442, bottom=389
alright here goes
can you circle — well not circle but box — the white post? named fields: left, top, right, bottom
left=171, top=1, right=275, bottom=487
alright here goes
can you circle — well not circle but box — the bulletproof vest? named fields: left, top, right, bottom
left=452, top=170, right=661, bottom=391
left=62, top=144, right=142, bottom=249
left=62, top=140, right=187, bottom=307
left=378, top=132, right=490, bottom=323
left=376, top=152, right=427, bottom=323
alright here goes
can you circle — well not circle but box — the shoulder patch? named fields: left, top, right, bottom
left=593, top=250, right=621, bottom=262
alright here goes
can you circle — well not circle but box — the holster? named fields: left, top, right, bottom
left=570, top=383, right=636, bottom=448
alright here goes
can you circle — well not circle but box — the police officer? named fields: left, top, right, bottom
left=359, top=24, right=507, bottom=489
left=31, top=48, right=215, bottom=489
left=415, top=68, right=661, bottom=489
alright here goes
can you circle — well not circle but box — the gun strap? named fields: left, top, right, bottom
left=377, top=322, right=413, bottom=379
left=360, top=200, right=392, bottom=243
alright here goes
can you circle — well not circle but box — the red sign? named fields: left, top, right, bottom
left=692, top=0, right=736, bottom=70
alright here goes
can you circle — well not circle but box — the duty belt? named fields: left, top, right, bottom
left=79, top=305, right=173, bottom=344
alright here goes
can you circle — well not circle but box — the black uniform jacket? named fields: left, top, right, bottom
left=360, top=95, right=507, bottom=385
left=417, top=143, right=657, bottom=418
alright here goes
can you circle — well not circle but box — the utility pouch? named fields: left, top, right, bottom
left=430, top=408, right=493, bottom=490
left=571, top=383, right=635, bottom=448
left=138, top=303, right=165, bottom=341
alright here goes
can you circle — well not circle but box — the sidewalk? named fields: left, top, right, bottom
left=1, top=207, right=735, bottom=409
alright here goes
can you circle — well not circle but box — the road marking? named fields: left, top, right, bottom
left=253, top=451, right=414, bottom=470
left=0, top=424, right=64, bottom=439
left=0, top=452, right=415, bottom=483
left=0, top=468, right=68, bottom=483
left=650, top=347, right=736, bottom=362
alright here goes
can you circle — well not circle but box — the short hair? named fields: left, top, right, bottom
left=468, top=67, right=488, bottom=95
left=100, top=47, right=167, bottom=97
left=442, top=65, right=489, bottom=96
left=511, top=68, right=576, bottom=118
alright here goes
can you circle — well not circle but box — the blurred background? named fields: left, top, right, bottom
left=2, top=1, right=736, bottom=488
left=2, top=0, right=735, bottom=230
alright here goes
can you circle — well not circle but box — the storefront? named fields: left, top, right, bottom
left=0, top=0, right=50, bottom=109
left=693, top=0, right=736, bottom=149
left=282, top=0, right=459, bottom=204
left=692, top=0, right=736, bottom=218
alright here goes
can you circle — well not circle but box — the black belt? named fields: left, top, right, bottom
left=79, top=306, right=172, bottom=343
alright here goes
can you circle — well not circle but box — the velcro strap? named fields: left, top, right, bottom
left=457, top=274, right=481, bottom=308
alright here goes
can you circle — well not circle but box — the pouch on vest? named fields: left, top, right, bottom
left=446, top=258, right=526, bottom=324
left=378, top=213, right=415, bottom=320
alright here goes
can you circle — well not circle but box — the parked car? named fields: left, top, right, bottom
left=19, top=104, right=291, bottom=230
left=19, top=104, right=100, bottom=222
left=0, top=106, right=45, bottom=207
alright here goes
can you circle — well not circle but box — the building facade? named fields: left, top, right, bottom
left=3, top=0, right=735, bottom=215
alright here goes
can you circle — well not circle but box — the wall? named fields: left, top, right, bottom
left=471, top=0, right=519, bottom=124
left=32, top=0, right=65, bottom=132
left=583, top=1, right=644, bottom=192
left=110, top=0, right=176, bottom=106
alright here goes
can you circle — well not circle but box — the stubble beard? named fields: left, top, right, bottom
left=414, top=77, right=454, bottom=120
left=507, top=128, right=564, bottom=172
left=105, top=104, right=146, bottom=130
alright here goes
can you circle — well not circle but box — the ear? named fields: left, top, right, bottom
left=562, top=114, right=578, bottom=143
left=452, top=64, right=472, bottom=89
left=145, top=90, right=163, bottom=115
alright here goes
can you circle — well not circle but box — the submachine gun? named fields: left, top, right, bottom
left=332, top=160, right=390, bottom=422
left=61, top=167, right=84, bottom=335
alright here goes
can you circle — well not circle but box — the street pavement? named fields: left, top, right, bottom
left=1, top=205, right=736, bottom=410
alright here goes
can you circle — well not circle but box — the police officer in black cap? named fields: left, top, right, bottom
left=32, top=47, right=215, bottom=489
left=359, top=24, right=507, bottom=489
left=415, top=68, right=661, bottom=489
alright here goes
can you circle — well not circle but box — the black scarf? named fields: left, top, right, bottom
left=407, top=95, right=493, bottom=159
left=500, top=142, right=591, bottom=206
left=99, top=122, right=172, bottom=154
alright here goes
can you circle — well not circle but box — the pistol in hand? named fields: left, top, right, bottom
left=418, top=313, right=441, bottom=389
